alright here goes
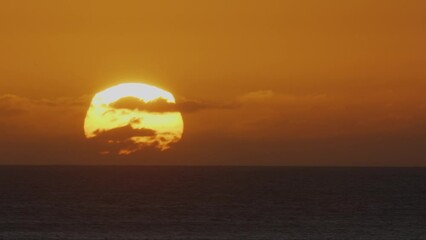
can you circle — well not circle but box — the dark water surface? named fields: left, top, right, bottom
left=0, top=166, right=425, bottom=239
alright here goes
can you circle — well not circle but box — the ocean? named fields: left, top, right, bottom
left=0, top=166, right=425, bottom=239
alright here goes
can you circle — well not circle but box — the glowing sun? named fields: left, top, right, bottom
left=84, top=83, right=184, bottom=155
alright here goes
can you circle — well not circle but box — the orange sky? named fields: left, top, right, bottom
left=0, top=0, right=425, bottom=165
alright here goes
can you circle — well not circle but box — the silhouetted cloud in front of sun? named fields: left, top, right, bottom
left=110, top=96, right=237, bottom=114
left=93, top=125, right=157, bottom=141
left=110, top=97, right=178, bottom=112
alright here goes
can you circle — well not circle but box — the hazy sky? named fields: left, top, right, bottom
left=1, top=0, right=425, bottom=165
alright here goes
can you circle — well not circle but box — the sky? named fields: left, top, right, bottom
left=0, top=0, right=425, bottom=166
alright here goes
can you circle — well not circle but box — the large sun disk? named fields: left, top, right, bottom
left=84, top=83, right=184, bottom=155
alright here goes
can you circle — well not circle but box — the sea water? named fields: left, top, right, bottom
left=0, top=166, right=425, bottom=239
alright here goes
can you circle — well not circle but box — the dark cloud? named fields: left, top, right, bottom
left=89, top=125, right=159, bottom=155
left=177, top=99, right=237, bottom=113
left=92, top=125, right=156, bottom=141
left=110, top=96, right=237, bottom=113
left=110, top=97, right=177, bottom=112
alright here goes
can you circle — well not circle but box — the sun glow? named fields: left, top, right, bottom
left=84, top=83, right=184, bottom=155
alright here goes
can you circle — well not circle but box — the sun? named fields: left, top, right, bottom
left=84, top=83, right=184, bottom=155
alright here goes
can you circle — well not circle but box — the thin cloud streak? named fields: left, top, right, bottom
left=109, top=96, right=237, bottom=113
